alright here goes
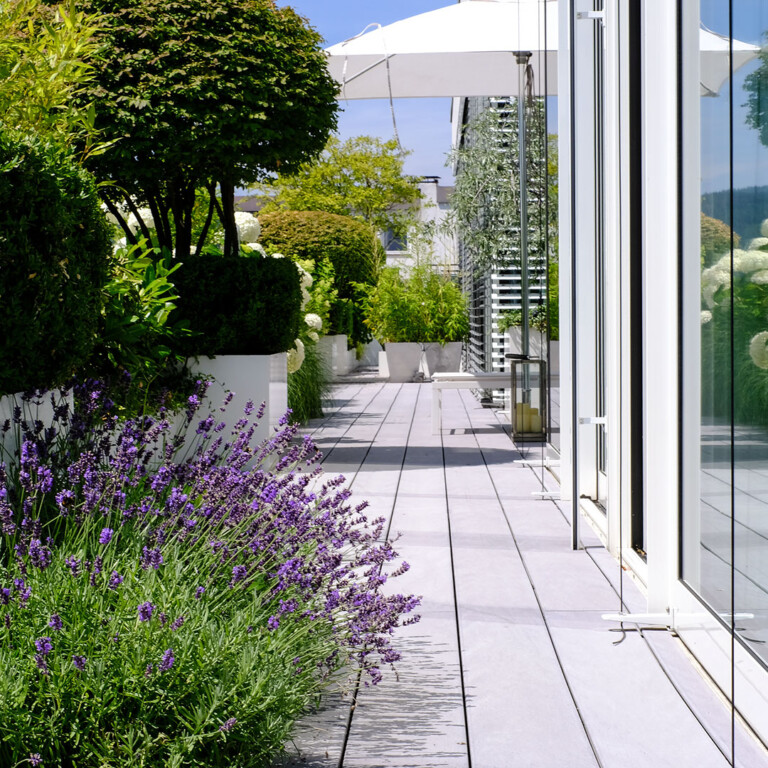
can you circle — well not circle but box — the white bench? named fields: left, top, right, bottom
left=431, top=371, right=511, bottom=433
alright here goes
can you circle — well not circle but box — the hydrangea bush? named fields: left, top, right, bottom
left=0, top=381, right=418, bottom=766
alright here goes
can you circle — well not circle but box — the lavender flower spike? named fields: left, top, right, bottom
left=48, top=614, right=63, bottom=631
left=219, top=718, right=237, bottom=733
left=72, top=655, right=87, bottom=671
left=99, top=527, right=114, bottom=545
left=137, top=602, right=155, bottom=622
left=158, top=648, right=175, bottom=672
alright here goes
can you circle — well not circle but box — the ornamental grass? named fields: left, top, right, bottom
left=0, top=381, right=418, bottom=767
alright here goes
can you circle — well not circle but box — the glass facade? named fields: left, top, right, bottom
left=683, top=0, right=768, bottom=732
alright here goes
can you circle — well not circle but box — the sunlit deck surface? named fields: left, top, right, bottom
left=277, top=370, right=768, bottom=768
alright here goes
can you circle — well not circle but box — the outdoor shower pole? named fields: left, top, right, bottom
left=516, top=51, right=532, bottom=401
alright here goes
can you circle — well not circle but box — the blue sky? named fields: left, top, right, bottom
left=277, top=0, right=457, bottom=181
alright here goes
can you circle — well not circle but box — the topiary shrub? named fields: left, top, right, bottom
left=259, top=210, right=381, bottom=344
left=173, top=255, right=302, bottom=356
left=0, top=130, right=112, bottom=395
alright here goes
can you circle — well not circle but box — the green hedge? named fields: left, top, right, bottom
left=0, top=130, right=111, bottom=395
left=259, top=210, right=381, bottom=343
left=173, top=255, right=302, bottom=356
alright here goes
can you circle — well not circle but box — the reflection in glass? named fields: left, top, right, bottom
left=686, top=0, right=768, bottom=670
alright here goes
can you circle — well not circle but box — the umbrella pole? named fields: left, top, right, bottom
left=516, top=52, right=532, bottom=403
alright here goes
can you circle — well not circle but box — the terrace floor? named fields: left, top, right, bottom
left=277, top=370, right=768, bottom=768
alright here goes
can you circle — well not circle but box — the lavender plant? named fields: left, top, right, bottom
left=0, top=381, right=418, bottom=767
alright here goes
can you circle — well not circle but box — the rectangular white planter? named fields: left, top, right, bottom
left=185, top=353, right=287, bottom=452
left=317, top=334, right=349, bottom=378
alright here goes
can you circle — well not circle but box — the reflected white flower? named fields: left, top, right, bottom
left=747, top=237, right=768, bottom=251
left=287, top=338, right=305, bottom=373
left=750, top=331, right=768, bottom=370
left=304, top=313, right=322, bottom=331
left=700, top=310, right=712, bottom=325
left=734, top=249, right=768, bottom=274
left=752, top=270, right=768, bottom=285
left=126, top=207, right=155, bottom=234
left=234, top=211, right=261, bottom=243
left=307, top=330, right=319, bottom=342
left=301, top=286, right=311, bottom=310
left=761, top=219, right=768, bottom=238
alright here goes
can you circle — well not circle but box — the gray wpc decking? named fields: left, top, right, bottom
left=277, top=372, right=768, bottom=768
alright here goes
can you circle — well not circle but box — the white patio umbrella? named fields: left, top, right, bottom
left=326, top=0, right=557, bottom=100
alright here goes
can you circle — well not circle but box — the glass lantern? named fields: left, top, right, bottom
left=506, top=354, right=547, bottom=442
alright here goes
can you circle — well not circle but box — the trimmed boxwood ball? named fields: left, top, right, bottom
left=173, top=255, right=302, bottom=356
left=259, top=210, right=382, bottom=344
left=0, top=130, right=112, bottom=395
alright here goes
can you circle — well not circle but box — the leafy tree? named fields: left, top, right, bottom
left=448, top=100, right=556, bottom=272
left=0, top=0, right=104, bottom=152
left=258, top=135, right=422, bottom=238
left=76, top=0, right=339, bottom=258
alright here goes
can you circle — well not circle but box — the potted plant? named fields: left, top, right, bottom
left=357, top=264, right=469, bottom=381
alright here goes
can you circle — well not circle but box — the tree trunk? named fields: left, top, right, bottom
left=219, top=178, right=238, bottom=257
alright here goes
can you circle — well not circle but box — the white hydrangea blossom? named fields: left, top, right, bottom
left=304, top=313, right=322, bottom=331
left=126, top=207, right=156, bottom=235
left=752, top=270, right=768, bottom=285
left=244, top=242, right=267, bottom=257
left=234, top=211, right=261, bottom=243
left=295, top=263, right=313, bottom=289
left=301, top=286, right=311, bottom=310
left=733, top=249, right=768, bottom=274
left=307, top=330, right=320, bottom=342
left=701, top=260, right=731, bottom=308
left=747, top=237, right=768, bottom=251
left=700, top=310, right=712, bottom=324
left=750, top=331, right=768, bottom=369
left=286, top=338, right=305, bottom=373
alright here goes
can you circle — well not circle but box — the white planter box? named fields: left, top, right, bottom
left=361, top=339, right=383, bottom=367
left=422, top=342, right=463, bottom=378
left=378, top=350, right=390, bottom=378
left=507, top=327, right=545, bottom=360
left=184, top=353, right=287, bottom=454
left=317, top=334, right=349, bottom=378
left=383, top=343, right=422, bottom=382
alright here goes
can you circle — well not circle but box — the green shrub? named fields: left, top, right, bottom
left=259, top=210, right=381, bottom=344
left=357, top=265, right=469, bottom=345
left=0, top=130, right=111, bottom=394
left=173, top=255, right=302, bottom=356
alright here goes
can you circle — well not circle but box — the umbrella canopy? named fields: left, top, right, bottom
left=325, top=1, right=759, bottom=100
left=325, top=0, right=557, bottom=99
left=699, top=26, right=760, bottom=96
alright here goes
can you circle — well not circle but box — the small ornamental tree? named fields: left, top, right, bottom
left=77, top=0, right=338, bottom=258
left=258, top=135, right=423, bottom=239
left=0, top=130, right=111, bottom=394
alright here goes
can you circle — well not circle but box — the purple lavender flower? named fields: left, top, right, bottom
left=29, top=754, right=43, bottom=766
left=158, top=612, right=168, bottom=626
left=35, top=637, right=53, bottom=656
left=219, top=718, right=237, bottom=733
left=231, top=565, right=247, bottom=584
left=72, top=655, right=87, bottom=671
left=64, top=557, right=81, bottom=577
left=28, top=539, right=52, bottom=570
left=34, top=654, right=49, bottom=674
left=170, top=616, right=185, bottom=631
left=48, top=614, right=63, bottom=631
left=140, top=546, right=163, bottom=571
left=267, top=616, right=279, bottom=631
left=158, top=648, right=175, bottom=672
left=145, top=664, right=153, bottom=677
left=137, top=602, right=155, bottom=622
left=194, top=586, right=205, bottom=600
left=108, top=571, right=123, bottom=590
left=0, top=587, right=10, bottom=605
left=99, top=527, right=114, bottom=545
